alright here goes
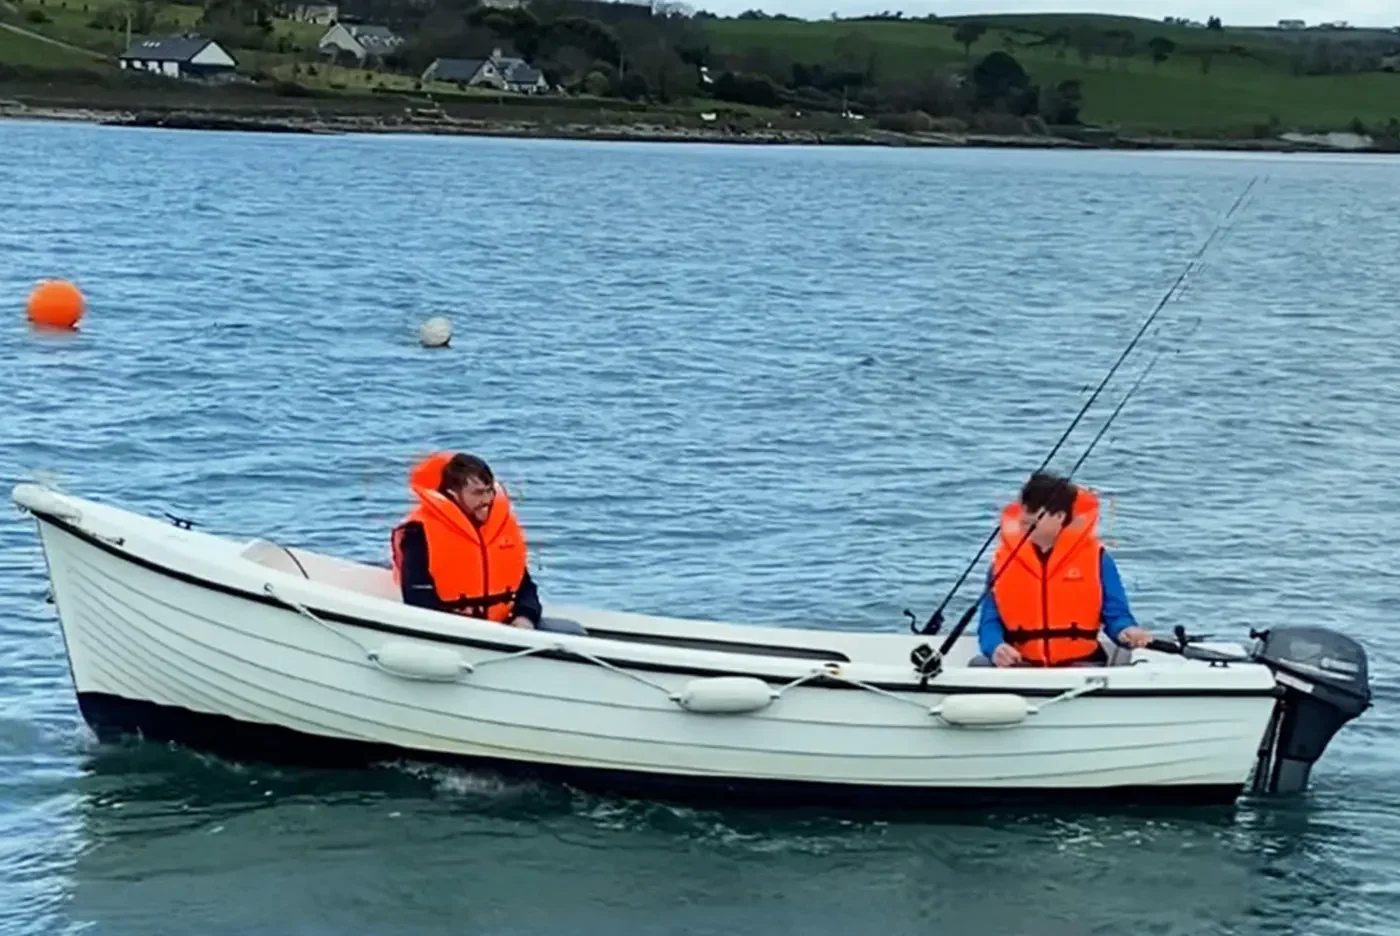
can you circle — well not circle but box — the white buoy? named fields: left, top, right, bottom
left=419, top=316, right=452, bottom=348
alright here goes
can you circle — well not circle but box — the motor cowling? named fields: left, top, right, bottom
left=1249, top=625, right=1372, bottom=795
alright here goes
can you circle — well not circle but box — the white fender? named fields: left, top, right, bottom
left=931, top=693, right=1033, bottom=728
left=369, top=641, right=469, bottom=682
left=12, top=483, right=82, bottom=523
left=670, top=676, right=777, bottom=714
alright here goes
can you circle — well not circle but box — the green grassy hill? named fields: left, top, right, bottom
left=702, top=15, right=1400, bottom=133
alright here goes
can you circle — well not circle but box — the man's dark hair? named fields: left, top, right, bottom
left=440, top=453, right=494, bottom=494
left=1020, top=471, right=1077, bottom=518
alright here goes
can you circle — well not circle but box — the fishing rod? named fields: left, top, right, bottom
left=921, top=315, right=1203, bottom=652
left=906, top=176, right=1259, bottom=640
left=913, top=331, right=1170, bottom=657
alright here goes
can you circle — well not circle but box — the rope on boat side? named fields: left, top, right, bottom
left=265, top=583, right=488, bottom=682
left=264, top=583, right=376, bottom=656
left=774, top=668, right=1108, bottom=717
left=546, top=644, right=681, bottom=695
left=262, top=582, right=1112, bottom=718
left=263, top=582, right=672, bottom=687
left=1033, top=676, right=1109, bottom=711
left=771, top=665, right=932, bottom=711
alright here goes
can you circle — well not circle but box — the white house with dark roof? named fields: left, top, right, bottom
left=119, top=34, right=238, bottom=79
left=422, top=49, right=547, bottom=93
left=287, top=1, right=340, bottom=24
left=317, top=22, right=404, bottom=64
left=496, top=54, right=548, bottom=93
left=422, top=56, right=504, bottom=86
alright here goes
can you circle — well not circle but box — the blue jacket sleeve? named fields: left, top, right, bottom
left=1099, top=549, right=1137, bottom=642
left=978, top=567, right=1005, bottom=658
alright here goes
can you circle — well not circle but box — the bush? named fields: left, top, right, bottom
left=1039, top=78, right=1082, bottom=125
left=614, top=71, right=647, bottom=100
left=874, top=110, right=934, bottom=132
left=583, top=69, right=609, bottom=96
left=970, top=111, right=1031, bottom=135
left=927, top=116, right=969, bottom=132
left=712, top=70, right=781, bottom=108
left=273, top=79, right=313, bottom=96
left=25, top=8, right=50, bottom=22
left=970, top=50, right=1029, bottom=110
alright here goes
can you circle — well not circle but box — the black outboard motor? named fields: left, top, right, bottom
left=1249, top=625, right=1372, bottom=795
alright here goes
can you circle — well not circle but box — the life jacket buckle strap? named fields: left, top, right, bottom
left=1004, top=626, right=1101, bottom=645
left=446, top=588, right=518, bottom=617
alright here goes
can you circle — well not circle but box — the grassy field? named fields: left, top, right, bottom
left=0, top=21, right=108, bottom=67
left=2, top=0, right=201, bottom=57
left=702, top=16, right=1400, bottom=133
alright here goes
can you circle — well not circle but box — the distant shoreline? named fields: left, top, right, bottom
left=2, top=100, right=1395, bottom=155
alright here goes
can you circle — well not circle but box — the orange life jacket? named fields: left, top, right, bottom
left=390, top=452, right=528, bottom=623
left=989, top=488, right=1105, bottom=666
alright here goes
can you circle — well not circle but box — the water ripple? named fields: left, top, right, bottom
left=1, top=123, right=1398, bottom=935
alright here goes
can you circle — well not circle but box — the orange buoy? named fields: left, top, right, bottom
left=26, top=280, right=85, bottom=330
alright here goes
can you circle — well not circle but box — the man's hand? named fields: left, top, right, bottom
left=510, top=616, right=536, bottom=629
left=1118, top=626, right=1153, bottom=649
left=992, top=643, right=1022, bottom=668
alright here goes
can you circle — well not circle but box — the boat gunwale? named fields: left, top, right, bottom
left=27, top=507, right=1283, bottom=701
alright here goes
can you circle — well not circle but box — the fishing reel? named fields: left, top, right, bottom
left=909, top=642, right=943, bottom=684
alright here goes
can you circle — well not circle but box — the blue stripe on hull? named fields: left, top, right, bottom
left=76, top=692, right=1245, bottom=811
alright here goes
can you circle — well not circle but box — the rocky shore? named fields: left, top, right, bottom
left=1, top=97, right=1391, bottom=154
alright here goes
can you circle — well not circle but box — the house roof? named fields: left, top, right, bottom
left=497, top=58, right=543, bottom=84
left=347, top=23, right=402, bottom=52
left=429, top=58, right=488, bottom=81
left=119, top=34, right=219, bottom=62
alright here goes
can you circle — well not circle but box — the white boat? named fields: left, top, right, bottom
left=11, top=482, right=1372, bottom=810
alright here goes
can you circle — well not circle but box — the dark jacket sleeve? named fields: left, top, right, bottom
left=396, top=521, right=446, bottom=611
left=511, top=568, right=543, bottom=626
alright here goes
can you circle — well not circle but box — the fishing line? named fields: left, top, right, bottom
left=906, top=176, right=1260, bottom=641
left=911, top=315, right=1202, bottom=662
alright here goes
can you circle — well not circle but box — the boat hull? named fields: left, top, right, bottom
left=74, top=692, right=1246, bottom=809
left=21, top=485, right=1283, bottom=810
